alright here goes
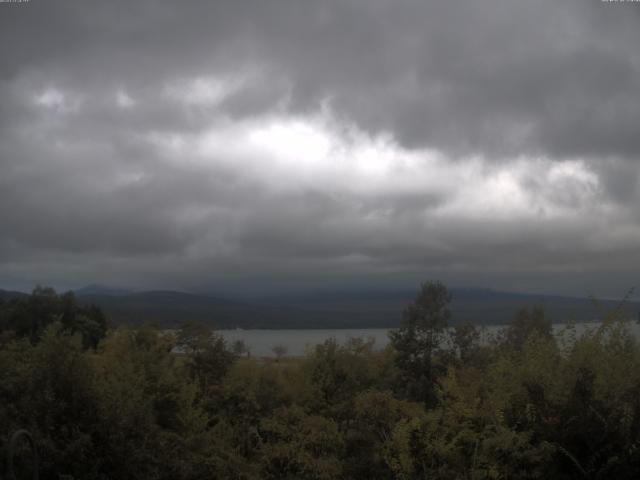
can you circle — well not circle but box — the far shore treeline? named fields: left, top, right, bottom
left=2, top=282, right=640, bottom=478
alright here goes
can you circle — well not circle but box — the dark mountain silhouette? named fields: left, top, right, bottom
left=0, top=289, right=28, bottom=301
left=3, top=286, right=636, bottom=328
left=74, top=284, right=132, bottom=296
left=57, top=286, right=640, bottom=329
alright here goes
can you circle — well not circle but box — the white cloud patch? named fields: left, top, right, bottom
left=116, top=89, right=135, bottom=108
left=33, top=87, right=81, bottom=113
left=143, top=107, right=606, bottom=227
left=441, top=158, right=601, bottom=220
left=164, top=74, right=249, bottom=106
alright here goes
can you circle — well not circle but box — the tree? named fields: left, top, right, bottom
left=258, top=405, right=344, bottom=479
left=232, top=339, right=250, bottom=357
left=272, top=344, right=288, bottom=362
left=504, top=305, right=552, bottom=351
left=449, top=322, right=481, bottom=364
left=389, top=281, right=451, bottom=406
left=93, top=324, right=213, bottom=480
left=0, top=323, right=101, bottom=479
left=176, top=321, right=236, bottom=392
left=0, top=287, right=106, bottom=348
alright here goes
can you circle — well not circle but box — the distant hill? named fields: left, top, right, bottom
left=0, top=289, right=28, bottom=301
left=74, top=284, right=132, bottom=296
left=75, top=290, right=263, bottom=328
left=70, top=286, right=640, bottom=329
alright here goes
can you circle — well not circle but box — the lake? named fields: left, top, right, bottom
left=217, top=321, right=640, bottom=357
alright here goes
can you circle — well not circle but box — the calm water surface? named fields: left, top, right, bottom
left=218, top=321, right=640, bottom=357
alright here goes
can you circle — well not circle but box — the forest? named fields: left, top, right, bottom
left=2, top=282, right=640, bottom=479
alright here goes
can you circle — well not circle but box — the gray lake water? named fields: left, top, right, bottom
left=217, top=321, right=640, bottom=357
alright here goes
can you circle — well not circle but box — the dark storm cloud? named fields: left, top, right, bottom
left=2, top=0, right=640, bottom=159
left=1, top=0, right=640, bottom=296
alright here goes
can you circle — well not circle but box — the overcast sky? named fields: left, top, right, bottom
left=1, top=0, right=639, bottom=297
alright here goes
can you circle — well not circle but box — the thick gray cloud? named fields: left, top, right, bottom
left=1, top=0, right=639, bottom=297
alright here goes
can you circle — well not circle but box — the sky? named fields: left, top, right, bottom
left=1, top=0, right=639, bottom=298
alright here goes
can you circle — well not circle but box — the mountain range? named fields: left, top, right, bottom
left=3, top=285, right=637, bottom=329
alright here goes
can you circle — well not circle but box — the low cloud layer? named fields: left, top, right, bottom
left=1, top=0, right=639, bottom=297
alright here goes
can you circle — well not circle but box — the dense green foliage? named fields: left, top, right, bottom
left=2, top=285, right=640, bottom=478
left=0, top=286, right=107, bottom=348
